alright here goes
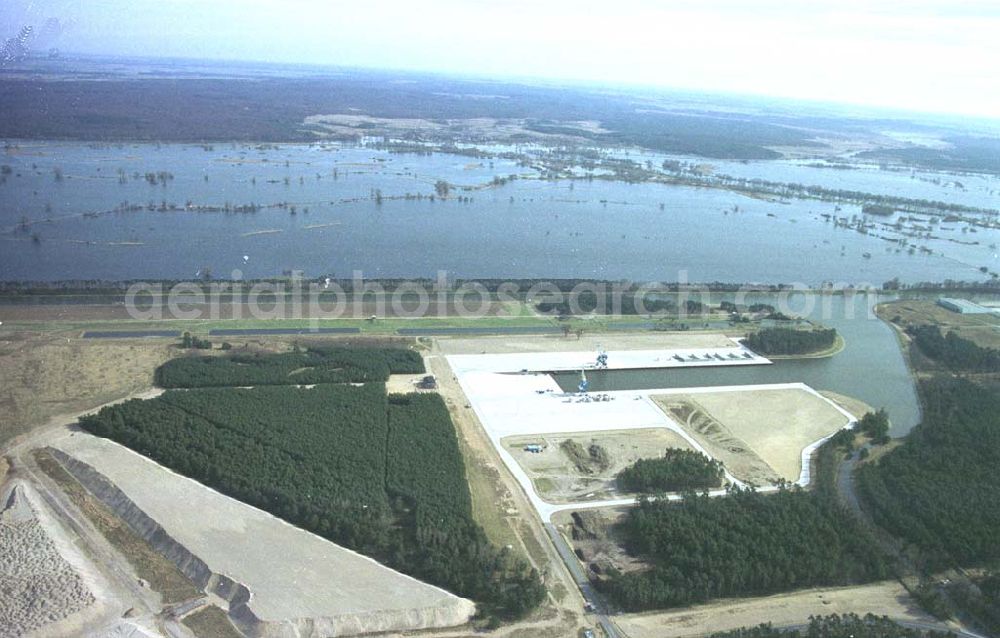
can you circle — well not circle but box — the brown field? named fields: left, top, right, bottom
left=430, top=355, right=592, bottom=632
left=616, top=581, right=943, bottom=638
left=0, top=333, right=173, bottom=449
left=653, top=388, right=849, bottom=484
left=552, top=507, right=648, bottom=578
left=386, top=373, right=430, bottom=394
left=182, top=605, right=244, bottom=638
left=879, top=299, right=1000, bottom=349
left=503, top=429, right=696, bottom=503
left=427, top=357, right=525, bottom=553
left=302, top=113, right=609, bottom=145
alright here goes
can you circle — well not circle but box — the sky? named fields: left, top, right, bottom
left=3, top=0, right=999, bottom=119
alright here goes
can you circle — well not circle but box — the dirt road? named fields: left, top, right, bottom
left=428, top=353, right=593, bottom=637
left=616, top=581, right=945, bottom=638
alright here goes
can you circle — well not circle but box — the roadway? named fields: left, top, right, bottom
left=543, top=522, right=622, bottom=638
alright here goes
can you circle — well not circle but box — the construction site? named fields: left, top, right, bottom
left=0, top=329, right=948, bottom=638
left=446, top=336, right=853, bottom=520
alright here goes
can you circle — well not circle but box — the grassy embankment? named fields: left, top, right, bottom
left=182, top=606, right=244, bottom=638
left=32, top=448, right=203, bottom=604
left=0, top=312, right=748, bottom=337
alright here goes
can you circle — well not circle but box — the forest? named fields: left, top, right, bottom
left=386, top=395, right=545, bottom=619
left=80, top=359, right=543, bottom=621
left=857, top=377, right=1000, bottom=570
left=600, top=437, right=887, bottom=611
left=615, top=448, right=725, bottom=493
left=0, top=66, right=818, bottom=158
left=907, top=324, right=1000, bottom=372
left=155, top=345, right=424, bottom=387
left=744, top=327, right=838, bottom=356
left=857, top=136, right=1000, bottom=175
left=708, top=614, right=954, bottom=638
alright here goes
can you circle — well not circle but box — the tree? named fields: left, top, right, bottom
left=616, top=448, right=725, bottom=493
left=180, top=332, right=211, bottom=350
left=858, top=409, right=890, bottom=445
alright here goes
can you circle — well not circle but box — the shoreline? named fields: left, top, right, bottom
left=763, top=333, right=847, bottom=360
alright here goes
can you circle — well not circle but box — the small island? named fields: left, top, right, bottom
left=744, top=326, right=840, bottom=356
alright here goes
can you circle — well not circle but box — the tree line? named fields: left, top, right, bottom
left=155, top=345, right=424, bottom=388
left=720, top=301, right=775, bottom=314
left=744, top=327, right=838, bottom=356
left=533, top=291, right=697, bottom=316
left=702, top=172, right=999, bottom=217
left=907, top=324, right=1000, bottom=372
left=708, top=613, right=954, bottom=638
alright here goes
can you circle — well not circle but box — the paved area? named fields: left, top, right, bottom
left=447, top=346, right=853, bottom=521
left=447, top=338, right=768, bottom=373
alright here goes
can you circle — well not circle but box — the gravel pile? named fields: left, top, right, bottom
left=0, top=485, right=95, bottom=637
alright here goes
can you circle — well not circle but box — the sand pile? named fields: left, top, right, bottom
left=0, top=483, right=96, bottom=637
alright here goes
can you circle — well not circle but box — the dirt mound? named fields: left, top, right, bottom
left=505, top=428, right=697, bottom=504
left=561, top=509, right=648, bottom=579
left=0, top=483, right=96, bottom=638
left=657, top=397, right=780, bottom=485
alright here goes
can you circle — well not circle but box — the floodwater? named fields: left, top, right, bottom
left=552, top=293, right=923, bottom=436
left=4, top=142, right=996, bottom=435
left=1, top=141, right=999, bottom=283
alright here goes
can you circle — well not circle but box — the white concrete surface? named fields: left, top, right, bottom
left=447, top=338, right=769, bottom=375
left=50, top=432, right=476, bottom=634
left=447, top=347, right=854, bottom=521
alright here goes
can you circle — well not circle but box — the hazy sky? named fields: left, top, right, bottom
left=5, top=0, right=999, bottom=119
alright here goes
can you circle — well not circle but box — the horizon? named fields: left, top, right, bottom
left=15, top=50, right=1000, bottom=132
left=3, top=0, right=999, bottom=121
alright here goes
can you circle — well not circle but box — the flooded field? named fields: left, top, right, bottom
left=2, top=141, right=998, bottom=282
